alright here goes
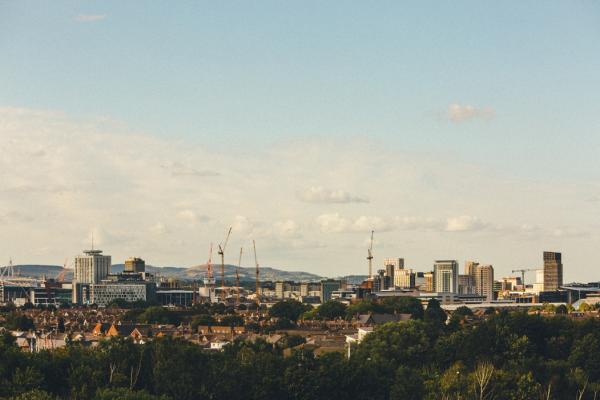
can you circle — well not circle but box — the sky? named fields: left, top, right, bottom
left=1, top=2, right=599, bottom=280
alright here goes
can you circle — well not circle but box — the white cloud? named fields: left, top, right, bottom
left=315, top=213, right=395, bottom=233
left=74, top=14, right=107, bottom=22
left=298, top=186, right=368, bottom=204
left=396, top=217, right=445, bottom=231
left=447, top=103, right=494, bottom=122
left=445, top=216, right=488, bottom=232
left=0, top=106, right=596, bottom=279
left=272, top=220, right=301, bottom=238
left=149, top=223, right=169, bottom=236
left=176, top=210, right=209, bottom=225
left=552, top=227, right=589, bottom=238
left=161, top=162, right=220, bottom=177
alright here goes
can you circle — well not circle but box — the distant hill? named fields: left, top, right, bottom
left=337, top=275, right=369, bottom=285
left=10, top=264, right=324, bottom=282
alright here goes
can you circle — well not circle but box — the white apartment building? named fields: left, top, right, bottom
left=434, top=260, right=458, bottom=293
left=74, top=249, right=111, bottom=284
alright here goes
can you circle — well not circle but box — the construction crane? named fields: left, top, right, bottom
left=203, top=243, right=216, bottom=302
left=511, top=268, right=538, bottom=291
left=236, top=247, right=243, bottom=307
left=253, top=239, right=260, bottom=304
left=218, top=227, right=232, bottom=302
left=367, top=230, right=374, bottom=279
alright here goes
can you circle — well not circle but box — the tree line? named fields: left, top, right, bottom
left=2, top=300, right=600, bottom=399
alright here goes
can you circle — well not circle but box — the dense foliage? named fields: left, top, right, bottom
left=3, top=311, right=600, bottom=399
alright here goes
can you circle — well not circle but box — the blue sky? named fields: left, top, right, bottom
left=1, top=2, right=599, bottom=279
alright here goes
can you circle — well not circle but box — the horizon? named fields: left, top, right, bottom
left=2, top=2, right=599, bottom=281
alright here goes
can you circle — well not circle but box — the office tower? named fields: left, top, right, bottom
left=384, top=258, right=404, bottom=270
left=474, top=264, right=494, bottom=301
left=434, top=260, right=458, bottom=293
left=423, top=272, right=434, bottom=292
left=373, top=270, right=391, bottom=291
left=74, top=249, right=111, bottom=284
left=384, top=258, right=404, bottom=284
left=458, top=274, right=475, bottom=294
left=320, top=279, right=342, bottom=302
left=543, top=252, right=563, bottom=291
left=394, top=268, right=416, bottom=289
left=385, top=264, right=395, bottom=283
left=124, top=257, right=145, bottom=273
left=465, top=260, right=479, bottom=277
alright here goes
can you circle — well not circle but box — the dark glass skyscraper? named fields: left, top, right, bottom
left=543, top=251, right=563, bottom=291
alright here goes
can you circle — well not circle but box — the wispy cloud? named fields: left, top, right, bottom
left=0, top=106, right=595, bottom=277
left=446, top=103, right=494, bottom=122
left=445, top=215, right=489, bottom=232
left=315, top=214, right=395, bottom=233
left=161, top=162, right=220, bottom=177
left=299, top=186, right=369, bottom=204
left=74, top=14, right=107, bottom=23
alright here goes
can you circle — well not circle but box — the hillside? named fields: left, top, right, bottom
left=10, top=264, right=323, bottom=282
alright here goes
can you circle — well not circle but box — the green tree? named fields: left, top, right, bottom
left=354, top=320, right=429, bottom=369
left=11, top=366, right=44, bottom=396
left=220, top=315, right=245, bottom=327
left=282, top=335, right=306, bottom=349
left=389, top=366, right=424, bottom=400
left=94, top=388, right=171, bottom=400
left=424, top=299, right=447, bottom=325
left=269, top=300, right=310, bottom=322
left=569, top=333, right=600, bottom=381
left=579, top=302, right=592, bottom=312
left=345, top=300, right=385, bottom=319
left=8, top=389, right=56, bottom=400
left=439, top=362, right=469, bottom=400
left=555, top=304, right=568, bottom=315
left=4, top=313, right=35, bottom=331
left=190, top=314, right=216, bottom=330
left=381, top=297, right=424, bottom=319
left=316, top=301, right=347, bottom=320
left=137, top=307, right=174, bottom=324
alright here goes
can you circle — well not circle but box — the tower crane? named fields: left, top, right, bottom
left=203, top=243, right=216, bottom=303
left=367, top=230, right=374, bottom=279
left=511, top=268, right=539, bottom=292
left=236, top=247, right=243, bottom=307
left=218, top=227, right=232, bottom=302
left=253, top=239, right=260, bottom=304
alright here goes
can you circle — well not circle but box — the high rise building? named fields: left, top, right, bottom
left=434, top=260, right=458, bottom=293
left=373, top=270, right=392, bottom=291
left=384, top=258, right=404, bottom=285
left=423, top=272, right=434, bottom=292
left=385, top=264, right=395, bottom=283
left=543, top=252, right=563, bottom=291
left=458, top=274, right=475, bottom=294
left=474, top=264, right=494, bottom=301
left=394, top=268, right=416, bottom=289
left=74, top=249, right=111, bottom=284
left=384, top=258, right=404, bottom=270
left=465, top=260, right=479, bottom=277
left=320, top=279, right=343, bottom=303
left=124, top=257, right=145, bottom=273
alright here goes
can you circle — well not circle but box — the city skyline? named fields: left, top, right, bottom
left=2, top=3, right=600, bottom=280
